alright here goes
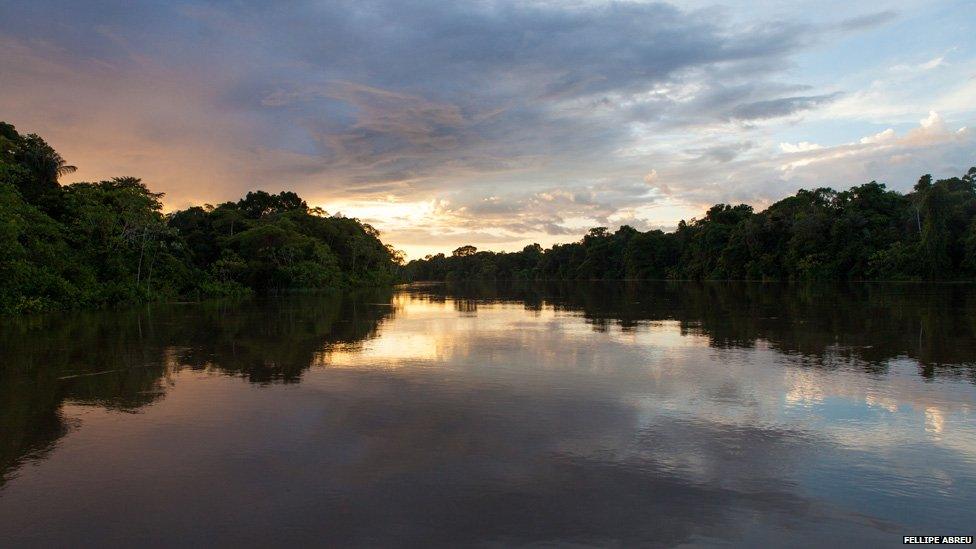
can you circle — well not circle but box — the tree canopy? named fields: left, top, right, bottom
left=4, top=120, right=975, bottom=314
left=404, top=168, right=976, bottom=283
left=0, top=122, right=401, bottom=314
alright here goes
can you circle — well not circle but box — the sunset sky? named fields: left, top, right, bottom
left=1, top=0, right=974, bottom=259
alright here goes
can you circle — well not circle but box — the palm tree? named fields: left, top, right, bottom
left=21, top=134, right=76, bottom=185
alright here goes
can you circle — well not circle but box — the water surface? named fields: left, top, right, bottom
left=1, top=282, right=974, bottom=547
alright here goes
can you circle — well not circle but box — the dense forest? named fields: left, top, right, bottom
left=0, top=122, right=401, bottom=314
left=5, top=120, right=976, bottom=314
left=405, top=167, right=976, bottom=282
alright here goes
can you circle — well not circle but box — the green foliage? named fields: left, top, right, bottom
left=404, top=168, right=976, bottom=283
left=0, top=182, right=79, bottom=313
left=0, top=122, right=401, bottom=314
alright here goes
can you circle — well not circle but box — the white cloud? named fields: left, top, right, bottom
left=779, top=141, right=824, bottom=153
left=778, top=111, right=969, bottom=172
left=919, top=56, right=946, bottom=70
left=890, top=55, right=946, bottom=73
left=859, top=128, right=896, bottom=144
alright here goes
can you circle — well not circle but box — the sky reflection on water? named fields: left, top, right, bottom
left=0, top=282, right=974, bottom=547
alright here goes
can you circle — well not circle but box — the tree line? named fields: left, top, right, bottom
left=404, top=167, right=976, bottom=282
left=0, top=121, right=402, bottom=314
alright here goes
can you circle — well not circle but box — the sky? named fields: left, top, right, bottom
left=1, top=1, right=974, bottom=259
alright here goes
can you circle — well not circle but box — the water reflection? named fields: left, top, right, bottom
left=409, top=281, right=976, bottom=378
left=0, top=282, right=974, bottom=546
left=0, top=288, right=395, bottom=486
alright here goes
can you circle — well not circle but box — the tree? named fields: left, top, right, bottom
left=452, top=245, right=478, bottom=257
left=919, top=183, right=951, bottom=277
left=238, top=190, right=308, bottom=218
left=0, top=124, right=75, bottom=205
left=20, top=134, right=76, bottom=185
left=0, top=121, right=401, bottom=313
left=403, top=167, right=976, bottom=283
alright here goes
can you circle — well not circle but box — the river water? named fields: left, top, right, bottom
left=1, top=282, right=974, bottom=547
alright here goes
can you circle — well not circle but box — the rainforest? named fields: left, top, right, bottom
left=0, top=122, right=402, bottom=314
left=4, top=120, right=976, bottom=314
left=405, top=168, right=976, bottom=282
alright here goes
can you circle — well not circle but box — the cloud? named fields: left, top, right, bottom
left=779, top=142, right=824, bottom=153
left=686, top=141, right=755, bottom=162
left=658, top=111, right=975, bottom=210
left=890, top=55, right=948, bottom=73
left=836, top=11, right=898, bottom=32
left=919, top=56, right=946, bottom=70
left=859, top=129, right=896, bottom=145
left=730, top=93, right=842, bottom=120
left=0, top=0, right=971, bottom=258
left=0, top=1, right=825, bottom=191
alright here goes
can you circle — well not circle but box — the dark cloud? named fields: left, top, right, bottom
left=1, top=0, right=939, bottom=258
left=686, top=141, right=755, bottom=163
left=0, top=0, right=825, bottom=191
left=836, top=10, right=898, bottom=32
left=730, top=93, right=842, bottom=120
